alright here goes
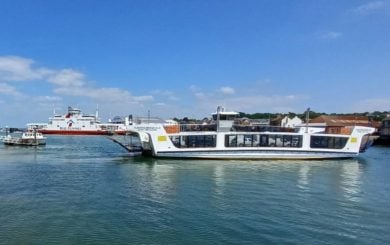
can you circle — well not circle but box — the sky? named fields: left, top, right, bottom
left=0, top=0, right=390, bottom=126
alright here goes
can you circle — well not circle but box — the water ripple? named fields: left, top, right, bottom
left=0, top=137, right=389, bottom=243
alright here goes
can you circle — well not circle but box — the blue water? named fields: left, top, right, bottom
left=0, top=136, right=389, bottom=244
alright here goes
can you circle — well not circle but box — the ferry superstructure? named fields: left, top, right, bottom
left=115, top=106, right=375, bottom=160
left=27, top=106, right=126, bottom=135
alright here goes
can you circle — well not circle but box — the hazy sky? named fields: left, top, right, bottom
left=1, top=0, right=389, bottom=126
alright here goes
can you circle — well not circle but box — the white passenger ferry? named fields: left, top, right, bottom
left=116, top=106, right=375, bottom=159
left=27, top=106, right=127, bottom=135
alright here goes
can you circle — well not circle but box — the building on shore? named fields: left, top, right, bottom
left=281, top=116, right=303, bottom=128
left=308, top=115, right=379, bottom=134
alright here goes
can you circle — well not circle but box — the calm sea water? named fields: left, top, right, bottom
left=0, top=136, right=389, bottom=244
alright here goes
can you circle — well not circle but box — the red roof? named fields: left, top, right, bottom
left=309, top=115, right=375, bottom=127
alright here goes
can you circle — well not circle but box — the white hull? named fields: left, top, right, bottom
left=151, top=149, right=357, bottom=159
left=138, top=125, right=374, bottom=160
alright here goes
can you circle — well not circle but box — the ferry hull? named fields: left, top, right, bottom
left=38, top=130, right=112, bottom=136
left=152, top=150, right=358, bottom=160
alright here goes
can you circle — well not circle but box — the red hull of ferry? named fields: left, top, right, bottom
left=38, top=129, right=113, bottom=136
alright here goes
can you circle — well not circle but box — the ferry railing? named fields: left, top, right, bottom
left=232, top=125, right=296, bottom=133
left=180, top=124, right=217, bottom=132
left=164, top=123, right=298, bottom=133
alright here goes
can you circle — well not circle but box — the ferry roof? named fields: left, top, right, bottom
left=212, top=111, right=239, bottom=116
left=211, top=106, right=239, bottom=116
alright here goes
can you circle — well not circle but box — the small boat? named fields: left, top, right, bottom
left=3, top=131, right=46, bottom=146
left=114, top=106, right=376, bottom=160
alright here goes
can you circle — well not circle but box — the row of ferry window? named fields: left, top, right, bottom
left=225, top=134, right=303, bottom=148
left=169, top=134, right=349, bottom=149
left=169, top=135, right=216, bottom=148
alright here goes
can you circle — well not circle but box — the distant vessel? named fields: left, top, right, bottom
left=375, top=116, right=390, bottom=145
left=27, top=106, right=126, bottom=135
left=114, top=106, right=376, bottom=159
left=3, top=131, right=46, bottom=146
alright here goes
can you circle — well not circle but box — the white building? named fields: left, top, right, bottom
left=281, top=116, right=303, bottom=128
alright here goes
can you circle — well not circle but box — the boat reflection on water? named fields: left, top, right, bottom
left=296, top=158, right=368, bottom=201
left=118, top=157, right=369, bottom=205
left=340, top=158, right=366, bottom=202
left=298, top=164, right=311, bottom=191
left=213, top=165, right=226, bottom=196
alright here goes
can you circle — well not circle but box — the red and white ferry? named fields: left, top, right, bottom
left=27, top=106, right=127, bottom=135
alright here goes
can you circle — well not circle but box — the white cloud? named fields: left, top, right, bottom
left=255, top=78, right=272, bottom=85
left=189, top=83, right=308, bottom=115
left=47, top=69, right=86, bottom=87
left=133, top=95, right=154, bottom=102
left=354, top=98, right=390, bottom=111
left=151, top=89, right=179, bottom=101
left=317, top=31, right=343, bottom=40
left=34, top=96, right=62, bottom=102
left=0, top=83, right=23, bottom=97
left=189, top=85, right=201, bottom=92
left=350, top=1, right=389, bottom=15
left=219, top=86, right=235, bottom=95
left=0, top=55, right=156, bottom=108
left=0, top=56, right=51, bottom=82
left=53, top=85, right=154, bottom=104
left=194, top=92, right=206, bottom=99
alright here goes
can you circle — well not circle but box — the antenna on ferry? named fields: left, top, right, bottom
left=216, top=106, right=221, bottom=132
left=305, top=107, right=310, bottom=133
left=95, top=104, right=99, bottom=119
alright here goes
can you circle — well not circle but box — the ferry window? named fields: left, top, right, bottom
left=205, top=135, right=216, bottom=147
left=225, top=135, right=237, bottom=147
left=170, top=136, right=181, bottom=148
left=310, top=136, right=348, bottom=149
left=244, top=135, right=253, bottom=147
left=195, top=135, right=206, bottom=147
left=283, top=135, right=292, bottom=147
left=268, top=135, right=276, bottom=147
left=225, top=134, right=303, bottom=148
left=171, top=135, right=216, bottom=148
left=259, top=135, right=268, bottom=146
left=275, top=135, right=283, bottom=147
left=235, top=134, right=243, bottom=146
left=334, top=137, right=344, bottom=149
left=252, top=135, right=260, bottom=146
left=291, top=135, right=302, bottom=148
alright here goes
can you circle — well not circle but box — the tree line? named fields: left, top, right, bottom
left=173, top=110, right=390, bottom=123
left=239, top=110, right=390, bottom=121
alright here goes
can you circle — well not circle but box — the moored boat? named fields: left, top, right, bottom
left=374, top=116, right=390, bottom=145
left=3, top=131, right=46, bottom=146
left=115, top=106, right=376, bottom=160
